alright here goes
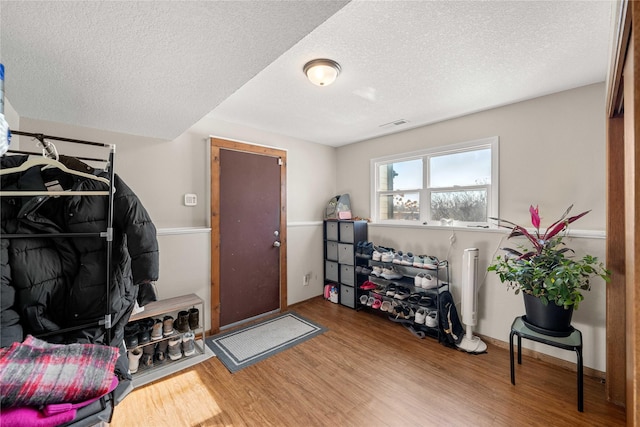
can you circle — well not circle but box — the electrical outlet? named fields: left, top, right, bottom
left=303, top=273, right=311, bottom=287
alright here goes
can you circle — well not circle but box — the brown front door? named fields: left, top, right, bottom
left=210, top=138, right=288, bottom=331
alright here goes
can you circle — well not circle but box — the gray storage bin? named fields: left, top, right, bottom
left=340, top=264, right=354, bottom=285
left=340, top=285, right=355, bottom=308
left=326, top=241, right=338, bottom=261
left=338, top=243, right=354, bottom=265
left=326, top=221, right=339, bottom=241
left=339, top=222, right=354, bottom=243
left=325, top=260, right=339, bottom=282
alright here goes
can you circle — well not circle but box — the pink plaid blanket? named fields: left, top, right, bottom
left=0, top=335, right=118, bottom=408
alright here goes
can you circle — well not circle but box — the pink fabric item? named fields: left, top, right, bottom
left=0, top=406, right=76, bottom=427
left=43, top=375, right=119, bottom=416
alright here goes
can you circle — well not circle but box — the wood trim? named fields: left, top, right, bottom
left=605, top=0, right=640, bottom=419
left=279, top=152, right=288, bottom=314
left=624, top=5, right=640, bottom=419
left=210, top=145, right=221, bottom=333
left=209, top=137, right=288, bottom=334
left=606, top=116, right=627, bottom=406
left=607, top=0, right=630, bottom=117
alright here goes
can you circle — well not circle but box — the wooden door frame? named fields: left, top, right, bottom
left=209, top=137, right=288, bottom=334
left=605, top=0, right=640, bottom=420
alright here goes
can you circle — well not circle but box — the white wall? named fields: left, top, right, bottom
left=334, top=83, right=608, bottom=371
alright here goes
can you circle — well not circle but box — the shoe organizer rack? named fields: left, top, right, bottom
left=127, top=293, right=209, bottom=388
left=358, top=257, right=450, bottom=341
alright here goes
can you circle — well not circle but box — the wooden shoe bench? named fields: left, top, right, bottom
left=127, top=293, right=211, bottom=387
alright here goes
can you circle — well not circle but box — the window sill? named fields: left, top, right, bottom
left=368, top=222, right=606, bottom=239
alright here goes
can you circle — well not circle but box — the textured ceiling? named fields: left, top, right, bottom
left=0, top=0, right=348, bottom=140
left=1, top=1, right=613, bottom=146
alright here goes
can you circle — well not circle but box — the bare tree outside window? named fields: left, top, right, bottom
left=430, top=190, right=487, bottom=222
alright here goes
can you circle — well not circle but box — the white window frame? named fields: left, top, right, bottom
left=370, top=136, right=499, bottom=227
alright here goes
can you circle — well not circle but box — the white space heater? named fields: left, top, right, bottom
left=457, top=248, right=487, bottom=353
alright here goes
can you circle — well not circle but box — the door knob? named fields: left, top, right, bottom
left=273, top=241, right=281, bottom=248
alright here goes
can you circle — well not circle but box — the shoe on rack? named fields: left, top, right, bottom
left=393, top=287, right=411, bottom=300
left=359, top=280, right=377, bottom=290
left=137, top=318, right=154, bottom=345
left=151, top=318, right=164, bottom=340
left=188, top=308, right=200, bottom=330
left=363, top=242, right=374, bottom=259
left=415, top=308, right=427, bottom=325
left=422, top=273, right=437, bottom=289
left=371, top=266, right=383, bottom=277
left=381, top=266, right=403, bottom=280
left=355, top=241, right=364, bottom=257
left=423, top=256, right=440, bottom=270
left=155, top=340, right=168, bottom=364
left=413, top=255, right=425, bottom=268
left=124, top=323, right=140, bottom=349
left=425, top=311, right=438, bottom=328
left=168, top=336, right=183, bottom=360
left=361, top=266, right=372, bottom=275
left=127, top=348, right=143, bottom=374
left=380, top=250, right=395, bottom=263
left=385, top=283, right=397, bottom=297
left=401, top=252, right=414, bottom=266
left=141, top=344, right=155, bottom=369
left=372, top=285, right=387, bottom=296
left=358, top=242, right=373, bottom=259
left=415, top=272, right=426, bottom=288
left=163, top=315, right=174, bottom=336
left=392, top=251, right=404, bottom=264
left=182, top=331, right=196, bottom=357
left=407, top=293, right=423, bottom=304
left=359, top=295, right=369, bottom=305
left=380, top=300, right=392, bottom=312
left=174, top=310, right=190, bottom=333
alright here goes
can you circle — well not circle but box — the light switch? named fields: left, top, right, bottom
left=184, top=193, right=197, bottom=206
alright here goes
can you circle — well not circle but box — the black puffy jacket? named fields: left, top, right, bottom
left=0, top=155, right=159, bottom=350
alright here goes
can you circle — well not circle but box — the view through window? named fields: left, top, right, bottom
left=372, top=137, right=498, bottom=226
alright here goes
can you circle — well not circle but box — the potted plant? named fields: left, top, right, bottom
left=487, top=205, right=610, bottom=335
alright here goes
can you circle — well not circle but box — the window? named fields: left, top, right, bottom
left=371, top=137, right=499, bottom=226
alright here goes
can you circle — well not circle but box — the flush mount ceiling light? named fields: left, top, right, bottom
left=303, top=59, right=341, bottom=86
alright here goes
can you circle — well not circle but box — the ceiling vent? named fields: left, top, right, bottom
left=379, top=119, right=410, bottom=129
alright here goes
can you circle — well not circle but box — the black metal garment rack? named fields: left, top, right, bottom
left=0, top=130, right=118, bottom=424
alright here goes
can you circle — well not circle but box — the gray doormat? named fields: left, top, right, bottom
left=205, top=312, right=326, bottom=373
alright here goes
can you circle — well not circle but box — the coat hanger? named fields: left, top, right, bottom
left=0, top=155, right=110, bottom=185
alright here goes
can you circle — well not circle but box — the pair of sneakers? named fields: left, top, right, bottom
left=356, top=241, right=374, bottom=259
left=415, top=308, right=438, bottom=327
left=392, top=251, right=414, bottom=266
left=168, top=331, right=196, bottom=361
left=372, top=246, right=395, bottom=262
left=380, top=266, right=403, bottom=280
left=415, top=272, right=437, bottom=289
left=413, top=255, right=441, bottom=269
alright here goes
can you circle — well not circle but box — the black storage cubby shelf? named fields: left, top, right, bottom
left=323, top=220, right=368, bottom=309
left=357, top=257, right=450, bottom=341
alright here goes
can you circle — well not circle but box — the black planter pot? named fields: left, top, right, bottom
left=522, top=293, right=574, bottom=337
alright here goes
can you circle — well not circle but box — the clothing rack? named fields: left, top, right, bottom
left=1, top=131, right=120, bottom=425
left=0, top=131, right=116, bottom=342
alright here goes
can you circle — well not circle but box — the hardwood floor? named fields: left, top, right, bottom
left=111, top=297, right=625, bottom=426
